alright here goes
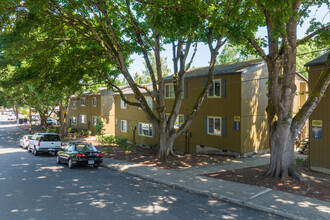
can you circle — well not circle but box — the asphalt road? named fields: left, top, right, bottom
left=0, top=115, right=282, bottom=220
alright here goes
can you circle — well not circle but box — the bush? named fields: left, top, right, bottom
left=94, top=116, right=105, bottom=136
left=116, top=138, right=130, bottom=151
left=103, top=135, right=116, bottom=144
left=46, top=126, right=60, bottom=134
left=67, top=127, right=72, bottom=133
left=149, top=143, right=158, bottom=150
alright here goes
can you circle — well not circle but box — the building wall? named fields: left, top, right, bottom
left=101, top=93, right=115, bottom=135
left=114, top=95, right=159, bottom=146
left=308, top=65, right=330, bottom=172
left=68, top=94, right=115, bottom=135
left=241, top=64, right=269, bottom=153
left=165, top=74, right=242, bottom=154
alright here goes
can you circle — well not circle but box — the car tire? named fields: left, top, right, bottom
left=68, top=159, right=74, bottom=169
left=56, top=156, right=61, bottom=164
left=93, top=164, right=99, bottom=168
left=27, top=147, right=31, bottom=152
left=33, top=147, right=38, bottom=156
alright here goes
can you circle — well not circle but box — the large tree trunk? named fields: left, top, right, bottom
left=158, top=131, right=175, bottom=160
left=265, top=17, right=302, bottom=179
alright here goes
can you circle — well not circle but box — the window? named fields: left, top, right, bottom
left=72, top=117, right=77, bottom=125
left=208, top=80, right=221, bottom=97
left=92, top=116, right=98, bottom=126
left=40, top=134, right=61, bottom=142
left=166, top=114, right=184, bottom=129
left=80, top=97, right=87, bottom=106
left=72, top=101, right=77, bottom=109
left=80, top=115, right=87, bottom=124
left=138, top=122, right=153, bottom=137
left=208, top=116, right=221, bottom=135
left=92, top=97, right=97, bottom=107
left=120, top=120, right=128, bottom=132
left=165, top=84, right=175, bottom=98
left=120, top=98, right=127, bottom=109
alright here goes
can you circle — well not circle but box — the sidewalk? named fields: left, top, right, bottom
left=102, top=155, right=330, bottom=220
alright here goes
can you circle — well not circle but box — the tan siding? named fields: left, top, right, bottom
left=101, top=93, right=115, bottom=134
left=165, top=74, right=242, bottom=153
left=308, top=65, right=330, bottom=170
left=241, top=64, right=269, bottom=153
left=67, top=93, right=115, bottom=134
left=114, top=95, right=159, bottom=146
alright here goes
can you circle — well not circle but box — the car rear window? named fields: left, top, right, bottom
left=40, top=135, right=61, bottom=142
left=75, top=144, right=96, bottom=152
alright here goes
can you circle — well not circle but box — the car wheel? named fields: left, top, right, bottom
left=27, top=147, right=31, bottom=152
left=93, top=164, right=99, bottom=168
left=68, top=159, right=74, bottom=169
left=56, top=156, right=61, bottom=164
left=33, top=147, right=38, bottom=156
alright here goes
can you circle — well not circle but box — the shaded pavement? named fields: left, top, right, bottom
left=102, top=155, right=330, bottom=220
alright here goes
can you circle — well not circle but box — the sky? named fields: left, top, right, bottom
left=128, top=4, right=329, bottom=76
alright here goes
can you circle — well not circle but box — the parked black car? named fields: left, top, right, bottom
left=56, top=143, right=103, bottom=169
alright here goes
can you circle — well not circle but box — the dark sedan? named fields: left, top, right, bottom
left=56, top=143, right=103, bottom=169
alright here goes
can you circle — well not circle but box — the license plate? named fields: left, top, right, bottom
left=88, top=160, right=94, bottom=165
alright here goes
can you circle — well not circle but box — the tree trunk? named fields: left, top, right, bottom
left=29, top=106, right=32, bottom=134
left=158, top=131, right=175, bottom=161
left=59, top=100, right=67, bottom=137
left=266, top=122, right=301, bottom=179
left=265, top=17, right=301, bottom=179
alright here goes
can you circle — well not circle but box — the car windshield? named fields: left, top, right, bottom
left=75, top=144, right=96, bottom=152
left=40, top=134, right=61, bottom=141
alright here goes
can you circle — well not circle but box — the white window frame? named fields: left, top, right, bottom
left=92, top=116, right=98, bottom=126
left=120, top=120, right=128, bottom=133
left=92, top=97, right=97, bottom=107
left=72, top=101, right=77, bottom=109
left=165, top=83, right=175, bottom=98
left=80, top=115, right=87, bottom=124
left=207, top=80, right=221, bottom=98
left=207, top=116, right=222, bottom=135
left=138, top=122, right=153, bottom=138
left=120, top=98, right=127, bottom=109
left=80, top=97, right=87, bottom=106
left=165, top=114, right=184, bottom=129
left=72, top=117, right=77, bottom=125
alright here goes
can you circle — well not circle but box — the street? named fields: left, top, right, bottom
left=0, top=116, right=281, bottom=220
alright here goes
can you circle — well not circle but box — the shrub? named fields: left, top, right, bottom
left=94, top=116, right=105, bottom=136
left=149, top=143, right=158, bottom=150
left=67, top=127, right=72, bottom=133
left=116, top=138, right=130, bottom=151
left=102, top=135, right=116, bottom=144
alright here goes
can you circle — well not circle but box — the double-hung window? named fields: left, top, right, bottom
left=208, top=116, right=221, bottom=135
left=120, top=120, right=128, bottom=132
left=165, top=84, right=175, bottom=98
left=80, top=115, right=87, bottom=124
left=120, top=98, right=127, bottom=109
left=72, top=117, right=77, bottom=125
left=72, top=101, right=77, bottom=109
left=92, top=97, right=97, bottom=107
left=138, top=122, right=153, bottom=137
left=80, top=97, right=87, bottom=106
left=92, top=116, right=98, bottom=126
left=208, top=80, right=221, bottom=97
left=166, top=114, right=184, bottom=129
